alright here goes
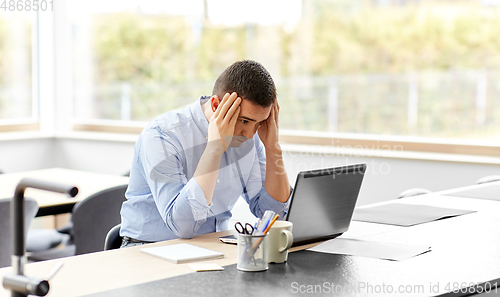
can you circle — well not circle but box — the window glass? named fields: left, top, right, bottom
left=0, top=11, right=34, bottom=121
left=69, top=0, right=500, bottom=141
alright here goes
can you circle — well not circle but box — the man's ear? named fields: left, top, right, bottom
left=211, top=95, right=220, bottom=112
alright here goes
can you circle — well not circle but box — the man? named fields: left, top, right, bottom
left=120, top=60, right=292, bottom=247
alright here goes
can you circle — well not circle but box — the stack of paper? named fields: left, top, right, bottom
left=140, top=243, right=224, bottom=264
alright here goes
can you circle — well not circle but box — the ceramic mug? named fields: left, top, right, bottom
left=267, top=221, right=293, bottom=263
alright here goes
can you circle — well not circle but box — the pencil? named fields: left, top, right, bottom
left=261, top=214, right=279, bottom=235
left=245, top=214, right=280, bottom=262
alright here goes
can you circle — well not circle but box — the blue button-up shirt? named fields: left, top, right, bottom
left=120, top=96, right=291, bottom=241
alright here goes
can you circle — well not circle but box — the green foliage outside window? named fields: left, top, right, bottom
left=78, top=1, right=500, bottom=139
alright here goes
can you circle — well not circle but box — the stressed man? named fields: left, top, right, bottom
left=120, top=60, right=292, bottom=247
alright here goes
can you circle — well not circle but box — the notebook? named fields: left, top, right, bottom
left=140, top=243, right=224, bottom=264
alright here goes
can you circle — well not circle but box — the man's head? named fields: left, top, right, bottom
left=212, top=60, right=277, bottom=108
left=209, top=60, right=277, bottom=147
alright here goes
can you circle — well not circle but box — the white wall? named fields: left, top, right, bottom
left=282, top=152, right=500, bottom=205
left=53, top=137, right=135, bottom=176
left=0, top=137, right=55, bottom=173
left=1, top=135, right=499, bottom=219
left=49, top=137, right=500, bottom=204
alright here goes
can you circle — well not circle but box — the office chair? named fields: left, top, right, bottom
left=26, top=229, right=67, bottom=253
left=72, top=184, right=127, bottom=255
left=56, top=171, right=130, bottom=241
left=0, top=197, right=39, bottom=268
left=397, top=188, right=432, bottom=199
left=476, top=175, right=500, bottom=185
left=28, top=184, right=127, bottom=261
left=104, top=223, right=122, bottom=251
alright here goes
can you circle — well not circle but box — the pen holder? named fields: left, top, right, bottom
left=237, top=233, right=268, bottom=272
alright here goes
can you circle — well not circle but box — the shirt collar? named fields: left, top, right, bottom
left=190, top=95, right=211, bottom=139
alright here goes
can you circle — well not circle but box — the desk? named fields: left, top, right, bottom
left=0, top=182, right=499, bottom=296
left=0, top=168, right=129, bottom=216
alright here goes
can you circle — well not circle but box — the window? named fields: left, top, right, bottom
left=68, top=0, right=500, bottom=143
left=0, top=10, right=37, bottom=129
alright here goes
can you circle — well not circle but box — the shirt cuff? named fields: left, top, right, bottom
left=257, top=185, right=292, bottom=218
left=182, top=178, right=211, bottom=220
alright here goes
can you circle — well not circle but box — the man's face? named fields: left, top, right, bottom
left=230, top=99, right=272, bottom=147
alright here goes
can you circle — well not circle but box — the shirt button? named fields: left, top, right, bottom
left=217, top=179, right=220, bottom=183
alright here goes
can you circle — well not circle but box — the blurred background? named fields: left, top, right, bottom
left=1, top=0, right=500, bottom=269
left=1, top=0, right=499, bottom=208
left=3, top=0, right=500, bottom=140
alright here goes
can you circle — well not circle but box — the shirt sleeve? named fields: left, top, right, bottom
left=139, top=126, right=211, bottom=239
left=242, top=136, right=292, bottom=219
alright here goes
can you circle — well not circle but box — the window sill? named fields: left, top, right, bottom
left=59, top=131, right=500, bottom=165
left=0, top=121, right=39, bottom=133
left=281, top=143, right=500, bottom=166
left=71, top=121, right=500, bottom=158
left=0, top=131, right=50, bottom=142
left=1, top=127, right=499, bottom=165
left=55, top=131, right=140, bottom=143
left=279, top=130, right=500, bottom=158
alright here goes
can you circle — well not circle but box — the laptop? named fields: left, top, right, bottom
left=285, top=163, right=366, bottom=247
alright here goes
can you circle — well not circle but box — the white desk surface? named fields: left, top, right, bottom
left=0, top=181, right=498, bottom=297
left=0, top=168, right=129, bottom=209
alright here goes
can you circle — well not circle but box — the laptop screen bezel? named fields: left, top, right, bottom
left=285, top=163, right=367, bottom=247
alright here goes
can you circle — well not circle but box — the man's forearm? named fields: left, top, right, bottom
left=264, top=144, right=290, bottom=203
left=193, top=142, right=224, bottom=205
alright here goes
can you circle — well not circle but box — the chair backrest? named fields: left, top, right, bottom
left=104, top=223, right=122, bottom=251
left=0, top=197, right=39, bottom=268
left=72, top=185, right=127, bottom=255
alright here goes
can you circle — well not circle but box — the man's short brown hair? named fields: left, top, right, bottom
left=212, top=60, right=277, bottom=108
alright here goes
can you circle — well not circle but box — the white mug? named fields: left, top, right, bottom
left=267, top=221, right=293, bottom=263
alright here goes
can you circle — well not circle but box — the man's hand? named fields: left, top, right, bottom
left=195, top=92, right=241, bottom=205
left=207, top=92, right=241, bottom=152
left=259, top=101, right=290, bottom=203
left=258, top=101, right=280, bottom=152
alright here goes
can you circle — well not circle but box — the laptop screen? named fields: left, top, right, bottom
left=285, top=163, right=366, bottom=246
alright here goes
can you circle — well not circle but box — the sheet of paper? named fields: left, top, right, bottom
left=188, top=263, right=224, bottom=272
left=444, top=184, right=500, bottom=201
left=307, top=238, right=431, bottom=261
left=352, top=203, right=475, bottom=226
left=140, top=243, right=224, bottom=264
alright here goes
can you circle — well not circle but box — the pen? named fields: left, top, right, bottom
left=256, top=210, right=275, bottom=235
left=261, top=214, right=279, bottom=235
left=244, top=214, right=279, bottom=262
left=259, top=217, right=272, bottom=235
